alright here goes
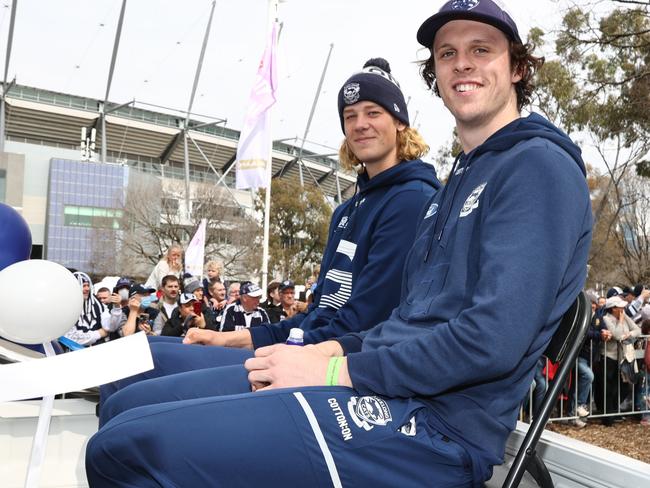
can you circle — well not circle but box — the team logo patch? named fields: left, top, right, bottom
left=347, top=396, right=392, bottom=431
left=343, top=82, right=360, bottom=105
left=424, top=202, right=438, bottom=219
left=337, top=216, right=349, bottom=229
left=451, top=0, right=480, bottom=10
left=459, top=182, right=486, bottom=218
left=460, top=183, right=487, bottom=218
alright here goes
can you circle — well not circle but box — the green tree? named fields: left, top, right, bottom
left=256, top=179, right=332, bottom=281
left=529, top=2, right=650, bottom=281
left=584, top=165, right=626, bottom=286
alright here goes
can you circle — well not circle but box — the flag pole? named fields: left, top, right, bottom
left=261, top=146, right=272, bottom=294
left=234, top=2, right=278, bottom=291
left=261, top=0, right=279, bottom=295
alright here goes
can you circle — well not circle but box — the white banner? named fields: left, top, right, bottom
left=235, top=21, right=278, bottom=190
left=0, top=332, right=153, bottom=402
left=184, top=218, right=207, bottom=278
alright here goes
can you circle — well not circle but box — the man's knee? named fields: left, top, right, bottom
left=86, top=419, right=151, bottom=487
left=149, top=341, right=177, bottom=363
left=85, top=429, right=121, bottom=486
left=99, top=388, right=126, bottom=428
left=99, top=381, right=152, bottom=428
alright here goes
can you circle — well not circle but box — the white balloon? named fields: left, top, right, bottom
left=0, top=260, right=83, bottom=344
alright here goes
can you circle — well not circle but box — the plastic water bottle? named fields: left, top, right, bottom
left=286, top=328, right=304, bottom=346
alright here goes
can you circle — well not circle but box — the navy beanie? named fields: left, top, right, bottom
left=337, top=58, right=409, bottom=133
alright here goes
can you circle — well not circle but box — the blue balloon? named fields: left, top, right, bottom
left=0, top=202, right=32, bottom=271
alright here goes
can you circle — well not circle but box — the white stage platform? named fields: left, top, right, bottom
left=0, top=399, right=97, bottom=488
left=2, top=399, right=650, bottom=488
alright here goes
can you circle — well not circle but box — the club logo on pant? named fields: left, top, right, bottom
left=347, top=396, right=392, bottom=431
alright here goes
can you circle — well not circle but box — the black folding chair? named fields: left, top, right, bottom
left=502, top=291, right=591, bottom=488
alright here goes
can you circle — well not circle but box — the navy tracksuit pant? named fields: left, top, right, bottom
left=98, top=337, right=253, bottom=426
left=87, top=384, right=473, bottom=487
left=91, top=340, right=474, bottom=486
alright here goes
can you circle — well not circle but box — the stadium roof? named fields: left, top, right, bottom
left=4, top=84, right=357, bottom=201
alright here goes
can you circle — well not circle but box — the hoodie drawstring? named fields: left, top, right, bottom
left=425, top=153, right=469, bottom=262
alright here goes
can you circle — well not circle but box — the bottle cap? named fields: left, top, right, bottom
left=288, top=328, right=304, bottom=341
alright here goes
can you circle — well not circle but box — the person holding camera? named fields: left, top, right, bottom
left=107, top=276, right=132, bottom=313
left=119, top=284, right=159, bottom=337
left=161, top=293, right=207, bottom=337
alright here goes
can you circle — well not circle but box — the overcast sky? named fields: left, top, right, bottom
left=0, top=0, right=594, bottom=161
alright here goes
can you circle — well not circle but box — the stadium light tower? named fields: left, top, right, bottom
left=182, top=0, right=216, bottom=219
left=100, top=0, right=127, bottom=164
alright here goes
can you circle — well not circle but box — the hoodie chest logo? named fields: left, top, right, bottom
left=459, top=182, right=486, bottom=218
left=337, top=216, right=349, bottom=229
left=424, top=202, right=438, bottom=219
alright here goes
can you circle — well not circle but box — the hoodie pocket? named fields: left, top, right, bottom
left=402, top=262, right=449, bottom=319
left=395, top=408, right=472, bottom=479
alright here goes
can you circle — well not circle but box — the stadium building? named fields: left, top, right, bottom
left=0, top=84, right=355, bottom=276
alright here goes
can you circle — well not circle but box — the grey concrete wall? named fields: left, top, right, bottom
left=4, top=141, right=81, bottom=245
left=0, top=152, right=25, bottom=208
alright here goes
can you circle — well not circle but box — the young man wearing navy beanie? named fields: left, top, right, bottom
left=94, top=58, right=440, bottom=424
left=86, top=2, right=592, bottom=486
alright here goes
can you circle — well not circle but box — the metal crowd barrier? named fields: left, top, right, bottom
left=520, top=335, right=650, bottom=424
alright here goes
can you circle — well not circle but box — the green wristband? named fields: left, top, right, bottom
left=325, top=357, right=336, bottom=386
left=326, top=357, right=343, bottom=386
left=331, top=357, right=343, bottom=386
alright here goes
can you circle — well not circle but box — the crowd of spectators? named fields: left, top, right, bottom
left=525, top=284, right=650, bottom=428
left=62, top=246, right=312, bottom=348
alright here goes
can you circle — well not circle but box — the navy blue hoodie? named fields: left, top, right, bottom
left=250, top=159, right=441, bottom=347
left=337, top=114, right=593, bottom=485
